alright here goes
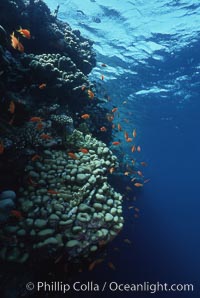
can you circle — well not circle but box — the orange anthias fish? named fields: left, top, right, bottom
left=10, top=32, right=24, bottom=52
left=109, top=167, right=115, bottom=174
left=88, top=89, right=94, bottom=99
left=126, top=137, right=132, bottom=142
left=100, top=126, right=107, bottom=132
left=134, top=182, right=143, bottom=187
left=31, top=154, right=40, bottom=161
left=0, top=141, right=4, bottom=155
left=124, top=131, right=128, bottom=140
left=79, top=148, right=89, bottom=154
left=117, top=123, right=122, bottom=131
left=137, top=145, right=141, bottom=152
left=17, top=28, right=31, bottom=39
left=141, top=161, right=148, bottom=167
left=101, top=75, right=104, bottom=80
left=39, top=83, right=46, bottom=90
left=131, top=145, right=136, bottom=152
left=29, top=117, right=43, bottom=122
left=28, top=176, right=38, bottom=187
left=133, top=129, right=136, bottom=138
left=81, top=85, right=86, bottom=91
left=112, top=107, right=118, bottom=113
left=17, top=41, right=24, bottom=53
left=108, top=262, right=116, bottom=270
left=36, top=121, right=43, bottom=130
left=48, top=189, right=59, bottom=195
left=8, top=100, right=15, bottom=114
left=10, top=210, right=23, bottom=220
left=112, top=141, right=121, bottom=146
left=88, top=259, right=104, bottom=271
left=124, top=238, right=131, bottom=245
left=137, top=170, right=143, bottom=177
left=81, top=114, right=90, bottom=119
left=106, top=113, right=114, bottom=122
left=10, top=32, right=18, bottom=49
left=68, top=152, right=79, bottom=160
left=144, top=178, right=151, bottom=184
left=40, top=134, right=52, bottom=140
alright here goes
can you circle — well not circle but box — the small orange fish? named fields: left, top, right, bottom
left=88, top=89, right=94, bottom=99
left=79, top=148, right=89, bottom=154
left=68, top=152, right=78, bottom=159
left=126, top=137, right=132, bottom=142
left=140, top=161, right=148, bottom=167
left=10, top=210, right=23, bottom=220
left=112, top=107, right=118, bottom=113
left=39, top=83, right=46, bottom=90
left=17, top=41, right=24, bottom=53
left=106, top=114, right=114, bottom=122
left=10, top=32, right=24, bottom=52
left=108, top=262, right=116, bottom=270
left=133, top=129, right=136, bottom=138
left=29, top=117, right=43, bottom=122
left=101, top=63, right=107, bottom=67
left=101, top=75, right=104, bottom=80
left=8, top=101, right=15, bottom=114
left=81, top=85, right=86, bottom=91
left=137, top=145, right=141, bottom=152
left=117, top=123, right=122, bottom=131
left=98, top=240, right=107, bottom=247
left=81, top=113, right=90, bottom=119
left=137, top=170, right=143, bottom=177
left=31, top=154, right=40, bottom=161
left=40, top=134, right=52, bottom=140
left=134, top=182, right=143, bottom=187
left=0, top=141, right=4, bottom=155
left=17, top=28, right=31, bottom=39
left=135, top=207, right=140, bottom=212
left=124, top=238, right=131, bottom=244
left=131, top=177, right=137, bottom=182
left=109, top=167, right=115, bottom=174
left=48, top=189, right=59, bottom=195
left=28, top=176, right=38, bottom=187
left=131, top=145, right=136, bottom=152
left=144, top=178, right=151, bottom=184
left=112, top=141, right=120, bottom=146
left=125, top=186, right=132, bottom=192
left=134, top=214, right=140, bottom=218
left=124, top=131, right=129, bottom=140
left=88, top=259, right=104, bottom=271
left=36, top=121, right=43, bottom=130
left=10, top=32, right=18, bottom=49
left=100, top=126, right=107, bottom=132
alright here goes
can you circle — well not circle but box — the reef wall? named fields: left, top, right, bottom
left=0, top=0, right=123, bottom=264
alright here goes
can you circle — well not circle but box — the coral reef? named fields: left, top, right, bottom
left=0, top=0, right=123, bottom=266
left=0, top=132, right=123, bottom=263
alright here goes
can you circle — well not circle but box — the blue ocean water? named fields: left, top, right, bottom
left=44, top=1, right=200, bottom=297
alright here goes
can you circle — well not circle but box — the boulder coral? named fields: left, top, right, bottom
left=0, top=131, right=124, bottom=263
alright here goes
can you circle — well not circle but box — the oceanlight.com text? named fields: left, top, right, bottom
left=25, top=281, right=194, bottom=294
